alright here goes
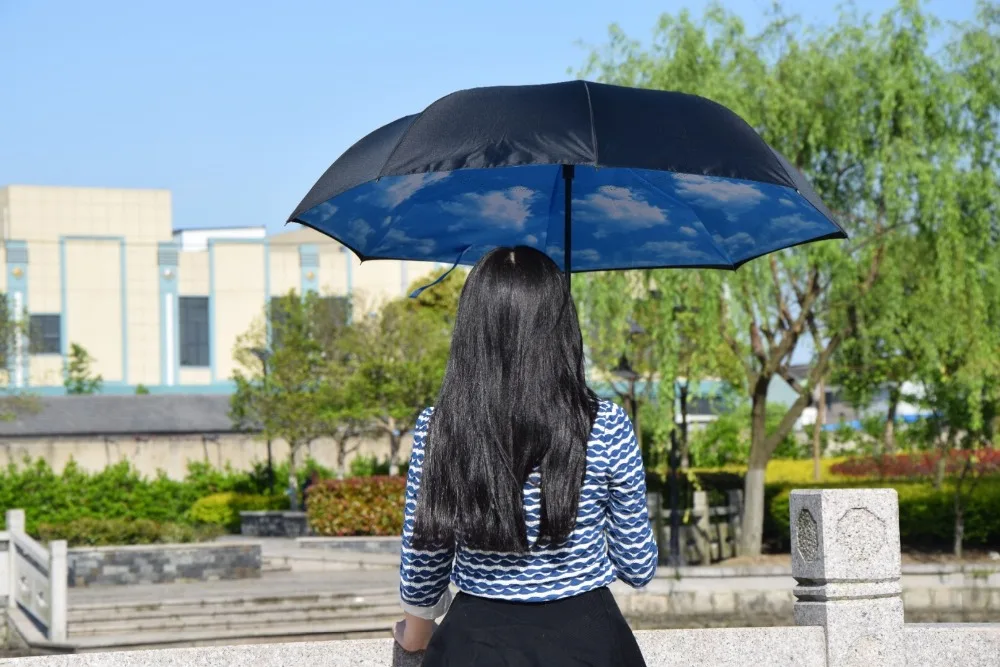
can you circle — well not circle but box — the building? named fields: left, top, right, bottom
left=0, top=185, right=441, bottom=395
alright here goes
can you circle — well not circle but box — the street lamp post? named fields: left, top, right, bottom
left=250, top=347, right=274, bottom=495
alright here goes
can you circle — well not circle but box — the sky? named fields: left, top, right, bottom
left=0, top=0, right=981, bottom=235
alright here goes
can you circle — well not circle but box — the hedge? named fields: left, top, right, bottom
left=767, top=477, right=1000, bottom=551
left=830, top=449, right=1000, bottom=479
left=307, top=476, right=406, bottom=536
left=36, top=518, right=223, bottom=547
left=0, top=456, right=333, bottom=537
left=187, top=492, right=287, bottom=532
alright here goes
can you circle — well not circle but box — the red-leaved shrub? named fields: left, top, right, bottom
left=306, top=476, right=406, bottom=536
left=830, top=449, right=1000, bottom=480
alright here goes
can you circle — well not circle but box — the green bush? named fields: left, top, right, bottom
left=307, top=476, right=406, bottom=536
left=187, top=492, right=287, bottom=532
left=0, top=457, right=256, bottom=535
left=348, top=455, right=409, bottom=479
left=36, top=518, right=223, bottom=546
left=766, top=477, right=1000, bottom=551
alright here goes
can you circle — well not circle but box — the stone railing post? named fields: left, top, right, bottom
left=692, top=491, right=710, bottom=563
left=6, top=509, right=24, bottom=612
left=791, top=489, right=904, bottom=667
left=49, top=539, right=68, bottom=642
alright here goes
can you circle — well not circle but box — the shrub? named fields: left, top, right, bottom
left=0, top=457, right=257, bottom=534
left=36, top=518, right=223, bottom=546
left=766, top=477, right=1000, bottom=551
left=830, top=449, right=1000, bottom=480
left=307, top=476, right=406, bottom=536
left=188, top=492, right=286, bottom=532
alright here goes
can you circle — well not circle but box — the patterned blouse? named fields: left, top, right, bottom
left=399, top=399, right=658, bottom=619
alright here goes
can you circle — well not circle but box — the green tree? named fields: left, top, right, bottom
left=231, top=290, right=347, bottom=508
left=576, top=269, right=739, bottom=473
left=344, top=298, right=450, bottom=475
left=583, top=1, right=998, bottom=555
left=404, top=266, right=467, bottom=325
left=64, top=343, right=102, bottom=395
left=0, top=292, right=40, bottom=420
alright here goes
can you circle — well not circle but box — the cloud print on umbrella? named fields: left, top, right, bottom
left=295, top=163, right=843, bottom=270
left=362, top=172, right=452, bottom=209
left=443, top=186, right=541, bottom=231
left=573, top=186, right=668, bottom=226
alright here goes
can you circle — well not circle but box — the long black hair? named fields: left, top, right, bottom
left=412, top=246, right=598, bottom=553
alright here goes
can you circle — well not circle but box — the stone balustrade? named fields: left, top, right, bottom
left=3, top=489, right=1000, bottom=666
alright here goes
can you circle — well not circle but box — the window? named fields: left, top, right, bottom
left=179, top=296, right=210, bottom=367
left=29, top=314, right=61, bottom=355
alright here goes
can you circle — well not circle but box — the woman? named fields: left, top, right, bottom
left=393, top=246, right=657, bottom=666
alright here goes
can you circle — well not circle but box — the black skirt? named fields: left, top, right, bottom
left=421, top=587, right=647, bottom=667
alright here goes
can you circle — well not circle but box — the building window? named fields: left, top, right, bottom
left=179, top=296, right=210, bottom=367
left=29, top=314, right=61, bottom=355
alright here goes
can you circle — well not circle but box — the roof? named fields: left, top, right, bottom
left=268, top=225, right=340, bottom=246
left=0, top=394, right=240, bottom=438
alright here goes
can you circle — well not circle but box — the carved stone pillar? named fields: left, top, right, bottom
left=791, top=489, right=904, bottom=667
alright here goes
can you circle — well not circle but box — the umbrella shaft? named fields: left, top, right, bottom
left=563, top=164, right=575, bottom=289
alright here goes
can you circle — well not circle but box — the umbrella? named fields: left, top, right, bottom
left=288, top=80, right=845, bottom=288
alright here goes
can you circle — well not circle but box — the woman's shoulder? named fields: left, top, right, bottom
left=594, top=398, right=628, bottom=422
left=591, top=399, right=629, bottom=442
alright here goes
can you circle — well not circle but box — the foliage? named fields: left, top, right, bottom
left=135, top=384, right=150, bottom=395
left=767, top=478, right=1000, bottom=551
left=576, top=270, right=741, bottom=470
left=346, top=454, right=411, bottom=479
left=231, top=290, right=350, bottom=505
left=831, top=449, right=1000, bottom=481
left=343, top=296, right=450, bottom=473
left=306, top=476, right=407, bottom=536
left=0, top=458, right=250, bottom=534
left=403, top=266, right=467, bottom=325
left=64, top=343, right=102, bottom=395
left=36, top=518, right=222, bottom=546
left=687, top=401, right=804, bottom=468
left=582, top=1, right=1000, bottom=555
left=187, top=492, right=287, bottom=532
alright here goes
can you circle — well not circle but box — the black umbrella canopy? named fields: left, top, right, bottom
left=290, top=80, right=844, bottom=274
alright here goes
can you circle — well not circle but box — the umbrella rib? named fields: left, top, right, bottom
left=581, top=81, right=599, bottom=167
left=375, top=113, right=423, bottom=181
left=626, top=168, right=736, bottom=269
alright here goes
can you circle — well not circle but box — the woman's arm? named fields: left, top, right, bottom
left=605, top=404, right=658, bottom=587
left=395, top=408, right=454, bottom=650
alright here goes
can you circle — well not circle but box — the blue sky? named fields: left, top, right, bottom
left=0, top=0, right=979, bottom=234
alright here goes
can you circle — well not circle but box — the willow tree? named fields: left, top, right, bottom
left=575, top=270, right=738, bottom=472
left=583, top=0, right=998, bottom=555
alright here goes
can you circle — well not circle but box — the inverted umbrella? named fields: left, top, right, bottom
left=289, top=80, right=845, bottom=287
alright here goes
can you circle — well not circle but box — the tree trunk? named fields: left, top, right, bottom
left=884, top=385, right=900, bottom=453
left=388, top=417, right=401, bottom=476
left=287, top=443, right=300, bottom=511
left=336, top=437, right=348, bottom=479
left=953, top=495, right=965, bottom=560
left=679, top=382, right=690, bottom=469
left=812, top=380, right=826, bottom=482
left=741, top=376, right=772, bottom=557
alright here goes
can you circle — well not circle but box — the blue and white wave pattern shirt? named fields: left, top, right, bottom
left=399, top=399, right=658, bottom=619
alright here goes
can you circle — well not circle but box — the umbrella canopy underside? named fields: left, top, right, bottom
left=293, top=164, right=843, bottom=271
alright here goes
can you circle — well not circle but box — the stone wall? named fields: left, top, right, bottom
left=67, top=543, right=261, bottom=587
left=297, top=537, right=401, bottom=554
left=239, top=512, right=310, bottom=538
left=0, top=432, right=410, bottom=480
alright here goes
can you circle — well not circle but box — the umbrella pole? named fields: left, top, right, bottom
left=563, top=164, right=575, bottom=290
